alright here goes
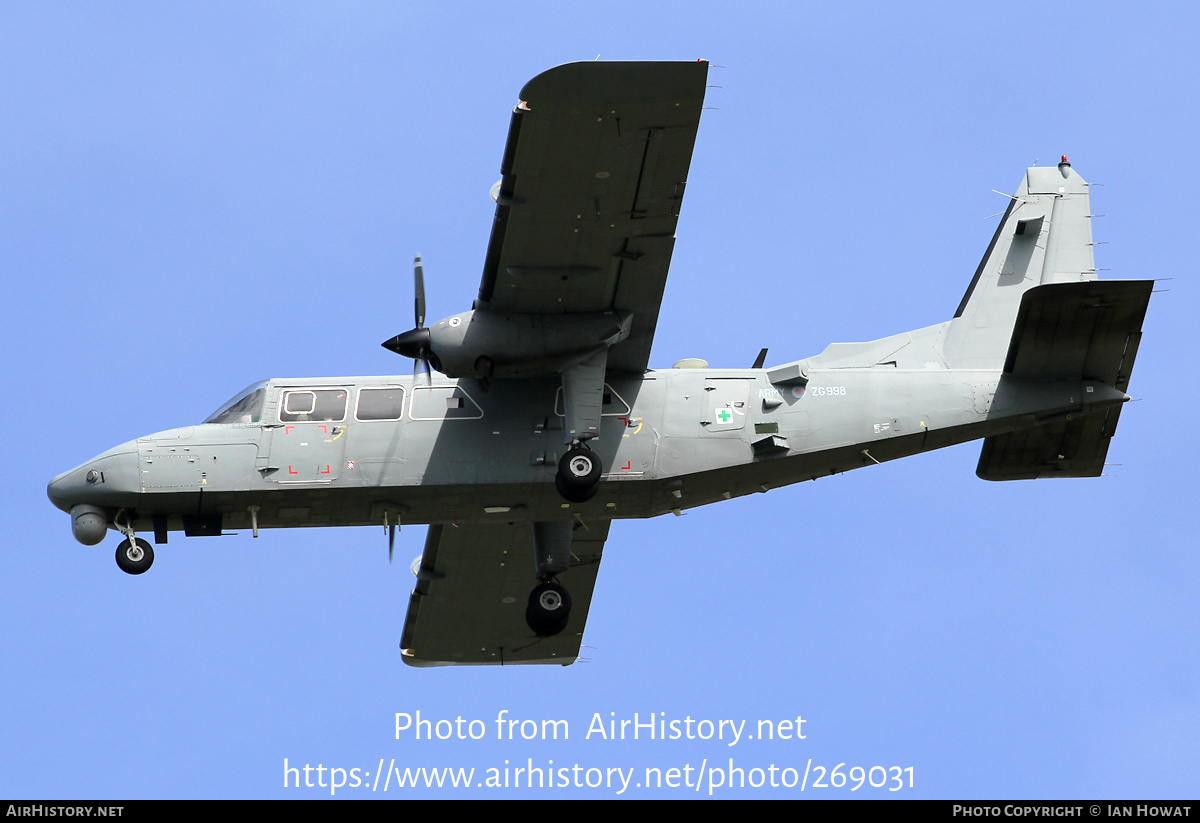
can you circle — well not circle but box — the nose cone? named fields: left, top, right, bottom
left=46, top=470, right=74, bottom=512
left=381, top=326, right=431, bottom=359
left=47, top=441, right=141, bottom=512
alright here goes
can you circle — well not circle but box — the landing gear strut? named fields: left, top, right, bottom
left=555, top=444, right=601, bottom=503
left=525, top=580, right=572, bottom=637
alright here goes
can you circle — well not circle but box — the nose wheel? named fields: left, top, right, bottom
left=525, top=580, right=572, bottom=637
left=115, top=537, right=154, bottom=575
left=556, top=445, right=601, bottom=503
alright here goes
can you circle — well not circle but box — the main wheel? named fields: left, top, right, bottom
left=558, top=446, right=601, bottom=488
left=115, top=537, right=154, bottom=575
left=556, top=446, right=601, bottom=502
left=525, top=581, right=572, bottom=637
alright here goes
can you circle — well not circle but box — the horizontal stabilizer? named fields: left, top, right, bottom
left=979, top=279, right=1151, bottom=481
left=977, top=406, right=1123, bottom=480
left=1002, top=280, right=1153, bottom=389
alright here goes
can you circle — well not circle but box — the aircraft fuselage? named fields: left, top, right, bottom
left=48, top=350, right=1123, bottom=541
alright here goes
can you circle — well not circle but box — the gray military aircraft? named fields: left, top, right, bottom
left=48, top=61, right=1151, bottom=666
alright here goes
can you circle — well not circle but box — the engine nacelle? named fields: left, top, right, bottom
left=425, top=310, right=632, bottom=378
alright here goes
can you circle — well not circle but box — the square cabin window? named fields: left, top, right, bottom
left=356, top=388, right=406, bottom=421
left=280, top=389, right=347, bottom=422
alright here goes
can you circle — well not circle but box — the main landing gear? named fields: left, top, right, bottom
left=555, top=444, right=601, bottom=503
left=525, top=579, right=572, bottom=637
left=526, top=520, right=573, bottom=636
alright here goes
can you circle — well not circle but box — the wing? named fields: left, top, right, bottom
left=477, top=61, right=709, bottom=373
left=400, top=520, right=610, bottom=666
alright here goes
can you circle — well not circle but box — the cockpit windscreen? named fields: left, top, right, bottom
left=203, top=381, right=268, bottom=424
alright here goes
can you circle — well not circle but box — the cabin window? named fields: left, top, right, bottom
left=356, top=388, right=406, bottom=421
left=280, top=389, right=348, bottom=422
left=410, top=385, right=484, bottom=420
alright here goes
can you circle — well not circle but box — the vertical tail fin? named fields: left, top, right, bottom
left=954, top=162, right=1155, bottom=481
left=944, top=160, right=1096, bottom=368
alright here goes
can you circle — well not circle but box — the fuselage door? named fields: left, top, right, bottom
left=701, top=378, right=750, bottom=436
left=267, top=388, right=350, bottom=483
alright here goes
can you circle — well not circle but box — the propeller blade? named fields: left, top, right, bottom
left=388, top=523, right=396, bottom=563
left=409, top=348, right=432, bottom=386
left=381, top=253, right=435, bottom=383
left=413, top=254, right=426, bottom=329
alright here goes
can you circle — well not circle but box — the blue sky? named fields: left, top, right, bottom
left=3, top=2, right=1196, bottom=798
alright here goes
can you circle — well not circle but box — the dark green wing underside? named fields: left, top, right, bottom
left=478, top=61, right=709, bottom=373
left=401, top=520, right=611, bottom=666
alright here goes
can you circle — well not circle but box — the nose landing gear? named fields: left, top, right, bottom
left=115, top=537, right=154, bottom=575
left=113, top=509, right=154, bottom=575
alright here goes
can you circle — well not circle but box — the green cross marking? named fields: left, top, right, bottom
left=717, top=409, right=732, bottom=423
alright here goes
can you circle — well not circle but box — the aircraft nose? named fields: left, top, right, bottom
left=46, top=470, right=74, bottom=512
left=47, top=443, right=141, bottom=512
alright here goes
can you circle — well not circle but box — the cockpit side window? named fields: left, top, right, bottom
left=203, top=382, right=267, bottom=425
left=279, top=389, right=348, bottom=422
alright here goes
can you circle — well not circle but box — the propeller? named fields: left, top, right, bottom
left=382, top=254, right=433, bottom=384
left=384, top=511, right=398, bottom=563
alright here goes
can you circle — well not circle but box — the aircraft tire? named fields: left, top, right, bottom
left=525, top=582, right=571, bottom=637
left=115, top=538, right=154, bottom=575
left=558, top=447, right=601, bottom=489
left=555, top=473, right=598, bottom=503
